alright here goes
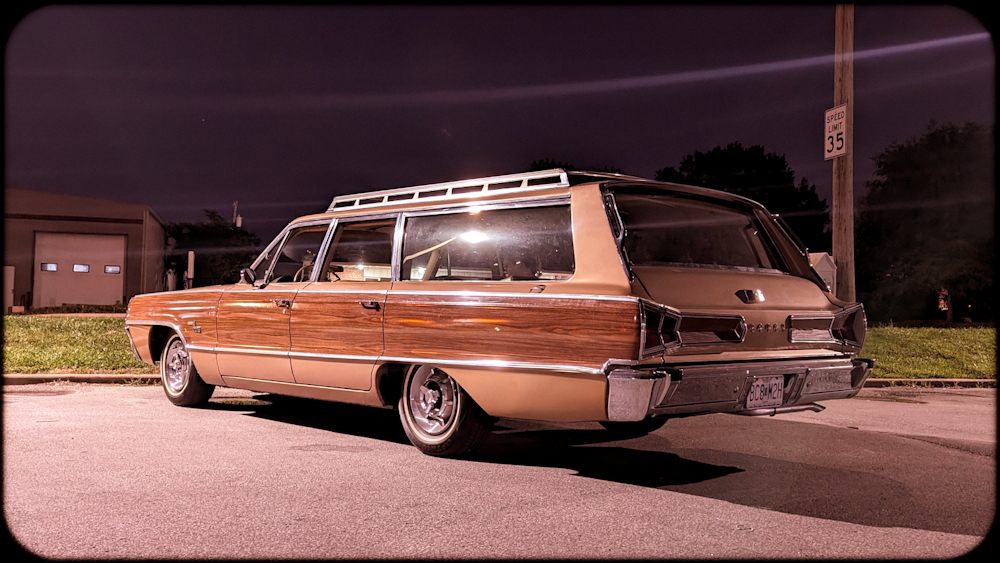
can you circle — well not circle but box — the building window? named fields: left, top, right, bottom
left=40, top=263, right=57, bottom=272
left=104, top=265, right=121, bottom=274
left=73, top=264, right=90, bottom=273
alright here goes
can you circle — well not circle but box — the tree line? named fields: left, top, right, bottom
left=532, top=121, right=994, bottom=324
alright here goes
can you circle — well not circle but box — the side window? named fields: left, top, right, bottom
left=401, top=205, right=574, bottom=282
left=254, top=224, right=329, bottom=284
left=318, top=218, right=395, bottom=282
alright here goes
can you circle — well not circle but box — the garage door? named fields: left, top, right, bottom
left=33, top=233, right=126, bottom=308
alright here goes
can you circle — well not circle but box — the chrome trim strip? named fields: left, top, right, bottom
left=296, top=288, right=390, bottom=295
left=328, top=169, right=570, bottom=212
left=175, top=346, right=607, bottom=375
left=288, top=351, right=378, bottom=362
left=214, top=347, right=289, bottom=357
left=311, top=217, right=339, bottom=283
left=392, top=213, right=406, bottom=281
left=386, top=289, right=637, bottom=302
left=375, top=355, right=605, bottom=375
left=122, top=321, right=190, bottom=348
left=733, top=404, right=826, bottom=416
left=123, top=326, right=144, bottom=363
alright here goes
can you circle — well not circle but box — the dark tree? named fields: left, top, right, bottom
left=655, top=142, right=830, bottom=252
left=529, top=158, right=577, bottom=171
left=856, top=122, right=994, bottom=323
left=528, top=159, right=623, bottom=174
left=166, top=210, right=260, bottom=287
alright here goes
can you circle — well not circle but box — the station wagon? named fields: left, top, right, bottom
left=125, top=169, right=872, bottom=456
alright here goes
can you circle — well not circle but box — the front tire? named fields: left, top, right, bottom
left=160, top=335, right=214, bottom=406
left=398, top=365, right=490, bottom=457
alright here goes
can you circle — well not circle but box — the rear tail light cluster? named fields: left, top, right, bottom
left=640, top=300, right=747, bottom=358
left=788, top=304, right=866, bottom=349
left=832, top=304, right=866, bottom=348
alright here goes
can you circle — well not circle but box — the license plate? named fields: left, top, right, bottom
left=746, top=375, right=784, bottom=408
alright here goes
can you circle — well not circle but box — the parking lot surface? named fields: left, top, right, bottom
left=3, top=383, right=995, bottom=559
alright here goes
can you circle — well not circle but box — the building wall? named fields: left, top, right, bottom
left=3, top=188, right=166, bottom=309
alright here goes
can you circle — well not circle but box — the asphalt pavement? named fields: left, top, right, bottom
left=2, top=380, right=995, bottom=559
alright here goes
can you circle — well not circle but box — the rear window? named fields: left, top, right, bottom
left=611, top=191, right=786, bottom=273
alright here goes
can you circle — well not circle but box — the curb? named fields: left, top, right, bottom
left=3, top=373, right=160, bottom=385
left=863, top=378, right=995, bottom=388
left=1, top=374, right=995, bottom=388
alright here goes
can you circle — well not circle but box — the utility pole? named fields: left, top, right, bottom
left=832, top=4, right=856, bottom=302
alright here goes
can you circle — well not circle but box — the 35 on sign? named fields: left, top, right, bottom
left=824, top=105, right=847, bottom=160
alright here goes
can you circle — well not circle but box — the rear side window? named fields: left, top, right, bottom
left=401, top=205, right=574, bottom=282
left=612, top=192, right=786, bottom=273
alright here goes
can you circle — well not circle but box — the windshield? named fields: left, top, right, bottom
left=611, top=190, right=786, bottom=273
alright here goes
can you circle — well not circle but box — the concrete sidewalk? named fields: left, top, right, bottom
left=2, top=373, right=995, bottom=387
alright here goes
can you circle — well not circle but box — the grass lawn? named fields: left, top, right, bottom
left=2, top=316, right=995, bottom=379
left=862, top=327, right=995, bottom=379
left=2, top=316, right=157, bottom=374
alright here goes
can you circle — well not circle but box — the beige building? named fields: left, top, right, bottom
left=4, top=188, right=166, bottom=311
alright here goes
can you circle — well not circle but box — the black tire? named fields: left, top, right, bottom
left=599, top=418, right=668, bottom=439
left=398, top=365, right=490, bottom=457
left=160, top=334, right=215, bottom=406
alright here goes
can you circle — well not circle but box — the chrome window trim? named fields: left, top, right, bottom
left=248, top=218, right=334, bottom=286
left=385, top=289, right=637, bottom=303
left=396, top=196, right=574, bottom=283
left=310, top=213, right=400, bottom=284
left=296, top=288, right=391, bottom=295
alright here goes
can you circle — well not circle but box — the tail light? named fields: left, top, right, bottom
left=639, top=300, right=746, bottom=358
left=788, top=304, right=866, bottom=350
left=832, top=304, right=866, bottom=349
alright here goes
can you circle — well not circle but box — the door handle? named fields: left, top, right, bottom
left=359, top=300, right=381, bottom=312
left=273, top=299, right=291, bottom=309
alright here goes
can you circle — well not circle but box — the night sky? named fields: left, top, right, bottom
left=5, top=5, right=994, bottom=246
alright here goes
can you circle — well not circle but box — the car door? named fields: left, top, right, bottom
left=216, top=220, right=331, bottom=384
left=288, top=215, right=396, bottom=390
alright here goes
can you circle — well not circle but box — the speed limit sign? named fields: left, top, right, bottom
left=824, top=104, right=847, bottom=160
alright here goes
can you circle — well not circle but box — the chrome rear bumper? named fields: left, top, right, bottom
left=606, top=357, right=873, bottom=422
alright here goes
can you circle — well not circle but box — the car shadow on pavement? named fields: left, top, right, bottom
left=198, top=395, right=992, bottom=537
left=473, top=424, right=993, bottom=537
left=202, top=393, right=412, bottom=445
left=476, top=430, right=745, bottom=487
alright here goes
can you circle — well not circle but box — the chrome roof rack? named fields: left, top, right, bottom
left=327, top=169, right=570, bottom=212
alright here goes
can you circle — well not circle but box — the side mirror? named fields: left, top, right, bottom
left=241, top=268, right=256, bottom=285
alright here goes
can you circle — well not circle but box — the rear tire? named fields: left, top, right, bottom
left=398, top=365, right=490, bottom=457
left=160, top=335, right=214, bottom=406
left=599, top=418, right=668, bottom=439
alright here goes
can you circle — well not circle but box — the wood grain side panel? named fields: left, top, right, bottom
left=289, top=290, right=385, bottom=356
left=126, top=289, right=224, bottom=347
left=383, top=293, right=640, bottom=370
left=216, top=289, right=295, bottom=351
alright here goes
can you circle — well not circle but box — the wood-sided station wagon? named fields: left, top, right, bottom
left=125, top=169, right=873, bottom=456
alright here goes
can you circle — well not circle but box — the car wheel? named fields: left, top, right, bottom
left=398, top=365, right=490, bottom=457
left=160, top=334, right=214, bottom=406
left=599, top=418, right=667, bottom=439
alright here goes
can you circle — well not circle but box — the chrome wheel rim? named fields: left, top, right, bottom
left=163, top=341, right=190, bottom=394
left=407, top=367, right=458, bottom=436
